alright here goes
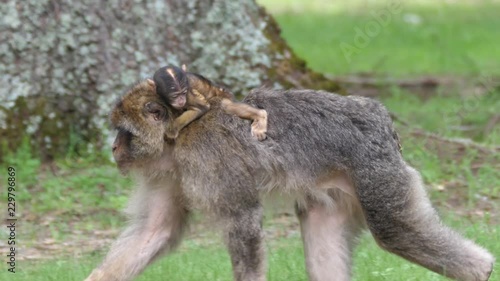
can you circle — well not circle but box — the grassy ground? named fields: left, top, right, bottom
left=258, top=0, right=500, bottom=76
left=2, top=225, right=498, bottom=280
left=2, top=0, right=499, bottom=280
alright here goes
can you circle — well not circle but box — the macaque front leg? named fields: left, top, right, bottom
left=166, top=90, right=210, bottom=139
left=221, top=99, right=268, bottom=141
left=224, top=204, right=266, bottom=281
left=84, top=184, right=188, bottom=281
left=166, top=107, right=208, bottom=139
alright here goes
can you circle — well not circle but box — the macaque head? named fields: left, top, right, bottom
left=110, top=80, right=170, bottom=174
left=153, top=65, right=189, bottom=110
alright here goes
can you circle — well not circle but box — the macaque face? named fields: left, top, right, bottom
left=169, top=89, right=187, bottom=110
left=110, top=80, right=168, bottom=174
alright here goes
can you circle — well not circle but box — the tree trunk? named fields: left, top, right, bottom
left=0, top=0, right=339, bottom=161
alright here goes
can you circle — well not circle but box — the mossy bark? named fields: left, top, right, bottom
left=0, top=0, right=339, bottom=161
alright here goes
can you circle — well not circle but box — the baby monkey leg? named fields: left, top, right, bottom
left=166, top=89, right=210, bottom=139
left=221, top=98, right=268, bottom=141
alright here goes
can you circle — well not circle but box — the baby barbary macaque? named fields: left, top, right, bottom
left=151, top=65, right=268, bottom=140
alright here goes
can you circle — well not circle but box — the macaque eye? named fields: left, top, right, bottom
left=116, top=127, right=134, bottom=139
left=169, top=89, right=187, bottom=103
left=117, top=127, right=128, bottom=134
left=175, top=89, right=187, bottom=96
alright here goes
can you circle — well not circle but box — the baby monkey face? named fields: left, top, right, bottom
left=153, top=66, right=189, bottom=110
left=169, top=88, right=187, bottom=110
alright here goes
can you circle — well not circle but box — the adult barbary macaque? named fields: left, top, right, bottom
left=85, top=81, right=494, bottom=281
left=152, top=65, right=268, bottom=140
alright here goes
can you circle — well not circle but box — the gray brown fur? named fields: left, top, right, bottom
left=85, top=83, right=494, bottom=281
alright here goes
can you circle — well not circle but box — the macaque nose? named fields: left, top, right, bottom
left=112, top=144, right=118, bottom=153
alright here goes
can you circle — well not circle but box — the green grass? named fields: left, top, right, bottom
left=3, top=226, right=498, bottom=281
left=382, top=88, right=500, bottom=142
left=379, top=88, right=500, bottom=200
left=258, top=0, right=500, bottom=76
left=0, top=142, right=131, bottom=242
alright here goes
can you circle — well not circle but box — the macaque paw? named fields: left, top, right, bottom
left=251, top=129, right=267, bottom=141
left=165, top=127, right=180, bottom=139
left=251, top=110, right=268, bottom=141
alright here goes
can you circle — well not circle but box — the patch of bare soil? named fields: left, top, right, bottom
left=0, top=210, right=300, bottom=262
left=329, top=74, right=500, bottom=99
left=394, top=123, right=499, bottom=224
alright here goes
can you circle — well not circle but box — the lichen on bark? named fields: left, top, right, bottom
left=0, top=0, right=338, bottom=161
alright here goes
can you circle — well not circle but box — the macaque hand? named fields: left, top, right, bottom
left=166, top=125, right=180, bottom=139
left=251, top=109, right=268, bottom=141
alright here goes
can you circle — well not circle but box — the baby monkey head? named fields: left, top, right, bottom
left=153, top=65, right=189, bottom=110
left=110, top=80, right=171, bottom=174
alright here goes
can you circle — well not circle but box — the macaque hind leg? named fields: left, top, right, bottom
left=221, top=99, right=268, bottom=141
left=297, top=195, right=364, bottom=281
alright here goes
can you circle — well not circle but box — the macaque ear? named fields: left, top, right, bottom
left=181, top=64, right=187, bottom=72
left=146, top=79, right=156, bottom=90
left=144, top=101, right=166, bottom=121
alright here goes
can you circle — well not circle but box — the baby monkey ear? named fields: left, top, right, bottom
left=144, top=101, right=166, bottom=121
left=181, top=64, right=188, bottom=72
left=146, top=79, right=156, bottom=90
